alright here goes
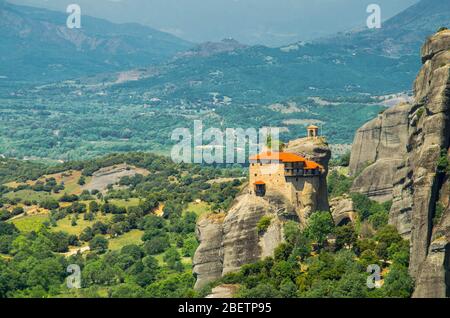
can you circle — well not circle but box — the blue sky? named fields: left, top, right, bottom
left=8, top=0, right=420, bottom=46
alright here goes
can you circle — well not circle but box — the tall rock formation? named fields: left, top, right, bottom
left=350, top=29, right=450, bottom=297
left=349, top=102, right=412, bottom=202
left=193, top=193, right=295, bottom=289
left=193, top=138, right=331, bottom=290
left=286, top=136, right=331, bottom=212
left=405, top=30, right=450, bottom=298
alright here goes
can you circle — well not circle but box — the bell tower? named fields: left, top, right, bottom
left=307, top=125, right=319, bottom=139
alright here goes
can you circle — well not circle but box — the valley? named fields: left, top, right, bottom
left=0, top=152, right=245, bottom=297
left=2, top=0, right=447, bottom=161
left=0, top=79, right=392, bottom=160
left=0, top=0, right=448, bottom=300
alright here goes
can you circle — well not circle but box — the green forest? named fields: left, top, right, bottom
left=0, top=152, right=414, bottom=298
left=0, top=80, right=386, bottom=161
left=0, top=153, right=244, bottom=297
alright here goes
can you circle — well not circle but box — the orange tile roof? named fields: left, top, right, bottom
left=249, top=151, right=306, bottom=163
left=254, top=181, right=266, bottom=185
left=304, top=160, right=323, bottom=170
left=249, top=151, right=324, bottom=170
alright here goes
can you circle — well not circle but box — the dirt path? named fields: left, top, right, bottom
left=64, top=246, right=90, bottom=257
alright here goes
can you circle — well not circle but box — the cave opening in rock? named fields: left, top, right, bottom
left=337, top=217, right=351, bottom=227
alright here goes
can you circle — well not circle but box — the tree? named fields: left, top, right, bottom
left=78, top=176, right=86, bottom=186
left=374, top=225, right=402, bottom=247
left=284, top=221, right=302, bottom=244
left=84, top=212, right=95, bottom=221
left=59, top=193, right=78, bottom=203
left=381, top=264, right=414, bottom=298
left=143, top=236, right=170, bottom=255
left=92, top=221, right=108, bottom=235
left=334, top=225, right=357, bottom=250
left=257, top=216, right=272, bottom=234
left=0, top=235, right=15, bottom=254
left=0, top=210, right=11, bottom=221
left=358, top=250, right=380, bottom=269
left=332, top=271, right=369, bottom=298
left=238, top=283, right=281, bottom=298
left=146, top=272, right=196, bottom=298
left=338, top=152, right=351, bottom=167
left=306, top=212, right=335, bottom=246
left=11, top=206, right=24, bottom=216
left=274, top=243, right=293, bottom=262
left=48, top=231, right=70, bottom=253
left=351, top=193, right=373, bottom=220
left=133, top=255, right=160, bottom=287
left=89, top=235, right=109, bottom=254
left=83, top=259, right=120, bottom=286
left=279, top=279, right=298, bottom=298
left=271, top=260, right=298, bottom=284
left=182, top=236, right=199, bottom=258
left=327, top=171, right=352, bottom=198
left=163, top=247, right=182, bottom=271
left=372, top=225, right=403, bottom=261
left=89, top=201, right=100, bottom=213
left=0, top=222, right=19, bottom=236
left=40, top=199, right=59, bottom=210
left=387, top=240, right=410, bottom=266
left=111, top=283, right=145, bottom=298
left=80, top=226, right=94, bottom=242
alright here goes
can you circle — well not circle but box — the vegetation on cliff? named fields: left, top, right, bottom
left=206, top=211, right=412, bottom=298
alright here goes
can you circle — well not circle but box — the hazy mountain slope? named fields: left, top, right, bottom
left=0, top=0, right=448, bottom=160
left=110, top=0, right=450, bottom=102
left=322, top=0, right=450, bottom=57
left=0, top=1, right=192, bottom=81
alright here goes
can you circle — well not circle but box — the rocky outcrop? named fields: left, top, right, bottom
left=412, top=238, right=450, bottom=298
left=349, top=102, right=412, bottom=202
left=193, top=214, right=225, bottom=289
left=329, top=195, right=357, bottom=226
left=193, top=132, right=332, bottom=291
left=193, top=193, right=296, bottom=290
left=350, top=30, right=450, bottom=297
left=286, top=137, right=331, bottom=212
left=401, top=31, right=450, bottom=297
left=222, top=193, right=290, bottom=275
left=206, top=284, right=240, bottom=298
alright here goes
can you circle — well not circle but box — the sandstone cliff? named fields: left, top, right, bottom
left=406, top=30, right=450, bottom=298
left=193, top=193, right=295, bottom=289
left=193, top=137, right=331, bottom=290
left=192, top=214, right=224, bottom=289
left=349, top=29, right=450, bottom=297
left=329, top=195, right=357, bottom=227
left=286, top=137, right=331, bottom=212
left=349, top=102, right=412, bottom=202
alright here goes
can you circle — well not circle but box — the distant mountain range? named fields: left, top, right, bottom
left=0, top=0, right=448, bottom=160
left=0, top=1, right=192, bottom=81
left=1, top=0, right=448, bottom=88
left=320, top=0, right=450, bottom=57
left=81, top=0, right=449, bottom=102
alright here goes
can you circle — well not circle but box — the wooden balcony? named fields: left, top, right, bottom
left=284, top=168, right=321, bottom=177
